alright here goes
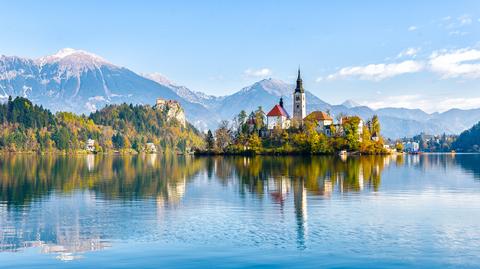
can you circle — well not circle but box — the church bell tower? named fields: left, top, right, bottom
left=293, top=68, right=306, bottom=121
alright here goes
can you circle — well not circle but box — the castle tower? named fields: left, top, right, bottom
left=293, top=68, right=306, bottom=121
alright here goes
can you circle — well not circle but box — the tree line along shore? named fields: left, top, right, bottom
left=1, top=96, right=479, bottom=155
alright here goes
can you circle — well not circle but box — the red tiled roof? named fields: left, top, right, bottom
left=305, top=111, right=332, bottom=121
left=267, top=105, right=290, bottom=117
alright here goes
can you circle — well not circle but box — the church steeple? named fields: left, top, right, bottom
left=293, top=68, right=306, bottom=121
left=295, top=68, right=304, bottom=93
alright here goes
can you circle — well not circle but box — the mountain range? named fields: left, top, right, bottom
left=1, top=48, right=480, bottom=139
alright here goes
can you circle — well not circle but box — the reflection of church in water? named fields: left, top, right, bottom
left=263, top=155, right=395, bottom=249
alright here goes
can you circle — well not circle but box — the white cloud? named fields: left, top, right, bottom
left=408, top=25, right=417, bottom=31
left=429, top=48, right=480, bottom=79
left=361, top=94, right=480, bottom=113
left=397, top=47, right=420, bottom=58
left=324, top=47, right=480, bottom=82
left=326, top=60, right=424, bottom=81
left=458, top=14, right=472, bottom=25
left=443, top=14, right=473, bottom=29
left=244, top=68, right=272, bottom=78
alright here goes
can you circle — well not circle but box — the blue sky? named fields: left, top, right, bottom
left=1, top=0, right=480, bottom=112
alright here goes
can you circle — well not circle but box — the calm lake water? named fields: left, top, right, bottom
left=0, top=154, right=479, bottom=268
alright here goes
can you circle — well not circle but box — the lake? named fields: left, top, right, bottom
left=0, top=154, right=479, bottom=268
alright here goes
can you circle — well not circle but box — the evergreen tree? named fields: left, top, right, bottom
left=206, top=130, right=215, bottom=151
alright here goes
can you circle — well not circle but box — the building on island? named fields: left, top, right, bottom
left=260, top=68, right=375, bottom=144
left=267, top=97, right=291, bottom=130
left=304, top=111, right=333, bottom=136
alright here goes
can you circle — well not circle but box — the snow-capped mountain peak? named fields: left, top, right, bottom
left=240, top=78, right=293, bottom=96
left=341, top=99, right=361, bottom=108
left=143, top=72, right=174, bottom=86
left=37, top=48, right=112, bottom=68
left=143, top=72, right=221, bottom=107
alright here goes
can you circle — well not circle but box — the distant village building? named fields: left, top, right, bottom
left=154, top=98, right=187, bottom=128
left=267, top=97, right=291, bottom=130
left=403, top=141, right=420, bottom=153
left=86, top=139, right=95, bottom=153
left=146, top=142, right=157, bottom=153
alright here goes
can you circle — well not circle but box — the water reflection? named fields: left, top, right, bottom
left=0, top=153, right=479, bottom=261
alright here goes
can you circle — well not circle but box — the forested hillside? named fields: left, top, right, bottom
left=0, top=97, right=203, bottom=153
left=452, top=122, right=480, bottom=152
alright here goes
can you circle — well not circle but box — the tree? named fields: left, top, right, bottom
left=342, top=116, right=361, bottom=151
left=205, top=130, right=215, bottom=151
left=395, top=141, right=404, bottom=152
left=254, top=106, right=265, bottom=130
left=52, top=127, right=71, bottom=150
left=215, top=120, right=232, bottom=152
left=371, top=115, right=381, bottom=136
left=112, top=133, right=126, bottom=149
left=235, top=110, right=248, bottom=135
left=247, top=133, right=262, bottom=152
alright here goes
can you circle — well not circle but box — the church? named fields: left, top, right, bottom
left=266, top=69, right=352, bottom=138
left=266, top=69, right=310, bottom=130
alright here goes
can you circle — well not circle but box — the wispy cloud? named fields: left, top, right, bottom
left=429, top=48, right=480, bottom=79
left=326, top=60, right=424, bottom=81
left=361, top=94, right=480, bottom=113
left=442, top=14, right=473, bottom=29
left=244, top=68, right=272, bottom=78
left=322, top=47, right=480, bottom=82
left=448, top=30, right=468, bottom=36
left=408, top=25, right=417, bottom=31
left=458, top=14, right=473, bottom=26
left=397, top=47, right=420, bottom=58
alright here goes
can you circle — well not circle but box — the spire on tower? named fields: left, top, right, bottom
left=295, top=67, right=304, bottom=93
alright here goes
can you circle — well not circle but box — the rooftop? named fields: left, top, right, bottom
left=305, top=111, right=332, bottom=121
left=267, top=104, right=290, bottom=118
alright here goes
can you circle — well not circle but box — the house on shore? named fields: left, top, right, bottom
left=146, top=142, right=157, bottom=153
left=86, top=139, right=95, bottom=153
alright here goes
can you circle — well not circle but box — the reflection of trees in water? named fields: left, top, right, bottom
left=401, top=153, right=480, bottom=180
left=208, top=155, right=395, bottom=250
left=0, top=154, right=205, bottom=207
left=455, top=154, right=480, bottom=179
left=211, top=155, right=393, bottom=198
left=0, top=154, right=205, bottom=254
